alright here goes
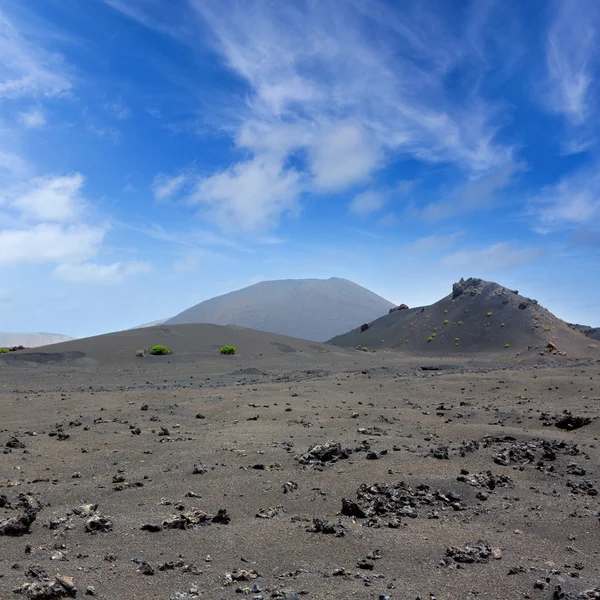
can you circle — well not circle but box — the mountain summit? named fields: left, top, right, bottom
left=329, top=277, right=590, bottom=355
left=165, top=277, right=394, bottom=342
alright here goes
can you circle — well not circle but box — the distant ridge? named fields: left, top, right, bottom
left=0, top=332, right=75, bottom=348
left=329, top=277, right=592, bottom=355
left=165, top=277, right=395, bottom=342
left=569, top=324, right=600, bottom=341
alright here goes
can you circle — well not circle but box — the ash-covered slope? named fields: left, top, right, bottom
left=569, top=324, right=600, bottom=341
left=165, top=277, right=394, bottom=342
left=0, top=323, right=337, bottom=367
left=328, top=277, right=590, bottom=355
left=0, top=332, right=74, bottom=348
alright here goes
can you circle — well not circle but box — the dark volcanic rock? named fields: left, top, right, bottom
left=555, top=413, right=592, bottom=431
left=452, top=277, right=484, bottom=299
left=297, top=442, right=349, bottom=467
left=445, top=540, right=499, bottom=564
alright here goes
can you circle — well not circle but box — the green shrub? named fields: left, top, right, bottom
left=220, top=345, right=237, bottom=355
left=149, top=345, right=171, bottom=355
left=427, top=336, right=433, bottom=342
left=455, top=337, right=460, bottom=342
left=444, top=319, right=449, bottom=324
left=444, top=309, right=449, bottom=314
left=501, top=323, right=505, bottom=327
left=504, top=343, right=510, bottom=348
left=487, top=311, right=493, bottom=317
left=457, top=320, right=463, bottom=325
left=431, top=333, right=437, bottom=338
left=135, top=349, right=146, bottom=358
left=0, top=348, right=9, bottom=353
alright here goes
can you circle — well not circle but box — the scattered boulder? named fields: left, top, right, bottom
left=13, top=575, right=77, bottom=599
left=360, top=323, right=370, bottom=332
left=547, top=342, right=566, bottom=356
left=85, top=514, right=113, bottom=533
left=297, top=442, right=349, bottom=468
left=307, top=518, right=346, bottom=537
left=444, top=540, right=501, bottom=564
left=341, top=481, right=466, bottom=527
left=163, top=509, right=230, bottom=529
left=456, top=471, right=513, bottom=490
left=389, top=304, right=409, bottom=313
left=555, top=413, right=591, bottom=431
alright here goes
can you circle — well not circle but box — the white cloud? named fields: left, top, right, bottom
left=0, top=9, right=71, bottom=99
left=404, top=233, right=462, bottom=254
left=311, top=125, right=381, bottom=192
left=153, top=172, right=189, bottom=202
left=54, top=260, right=152, bottom=285
left=349, top=190, right=386, bottom=216
left=191, top=156, right=301, bottom=231
left=19, top=109, right=46, bottom=128
left=441, top=242, right=543, bottom=271
left=111, top=0, right=518, bottom=231
left=0, top=223, right=105, bottom=266
left=532, top=167, right=600, bottom=229
left=10, top=173, right=85, bottom=222
left=545, top=0, right=599, bottom=126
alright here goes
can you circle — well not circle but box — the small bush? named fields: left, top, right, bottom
left=220, top=345, right=237, bottom=355
left=444, top=319, right=449, bottom=324
left=149, top=345, right=171, bottom=355
left=444, top=309, right=449, bottom=314
left=457, top=320, right=463, bottom=325
left=427, top=336, right=433, bottom=342
left=455, top=337, right=460, bottom=342
left=135, top=349, right=145, bottom=358
left=501, top=323, right=505, bottom=327
left=487, top=311, right=493, bottom=317
left=431, top=333, right=437, bottom=338
left=504, top=343, right=510, bottom=348
left=0, top=348, right=9, bottom=353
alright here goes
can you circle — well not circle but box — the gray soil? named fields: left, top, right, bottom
left=1, top=323, right=599, bottom=600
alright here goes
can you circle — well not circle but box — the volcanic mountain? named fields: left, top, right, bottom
left=328, top=277, right=591, bottom=355
left=165, top=277, right=394, bottom=342
left=0, top=332, right=74, bottom=348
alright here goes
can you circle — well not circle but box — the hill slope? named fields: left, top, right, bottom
left=328, top=277, right=591, bottom=355
left=165, top=277, right=394, bottom=342
left=0, top=323, right=339, bottom=367
left=0, top=332, right=74, bottom=348
left=569, top=324, right=600, bottom=341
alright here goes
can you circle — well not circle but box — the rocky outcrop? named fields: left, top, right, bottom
left=389, top=304, right=409, bottom=313
left=452, top=277, right=484, bottom=299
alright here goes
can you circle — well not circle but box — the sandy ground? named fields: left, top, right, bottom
left=1, top=345, right=599, bottom=600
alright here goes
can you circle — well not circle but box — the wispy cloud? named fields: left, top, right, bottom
left=152, top=172, right=190, bottom=202
left=8, top=173, right=86, bottom=223
left=19, top=108, right=46, bottom=128
left=109, top=0, right=517, bottom=231
left=0, top=9, right=71, bottom=99
left=422, top=162, right=525, bottom=221
left=54, top=260, right=152, bottom=285
left=531, top=165, right=600, bottom=231
left=441, top=242, right=544, bottom=271
left=404, top=232, right=462, bottom=254
left=349, top=190, right=386, bottom=217
left=0, top=223, right=105, bottom=266
left=545, top=0, right=599, bottom=126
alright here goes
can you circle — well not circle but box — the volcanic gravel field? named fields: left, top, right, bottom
left=1, top=326, right=599, bottom=600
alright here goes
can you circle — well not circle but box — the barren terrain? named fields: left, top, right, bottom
left=1, top=326, right=599, bottom=599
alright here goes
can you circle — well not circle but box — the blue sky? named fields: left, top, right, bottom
left=1, top=0, right=599, bottom=338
